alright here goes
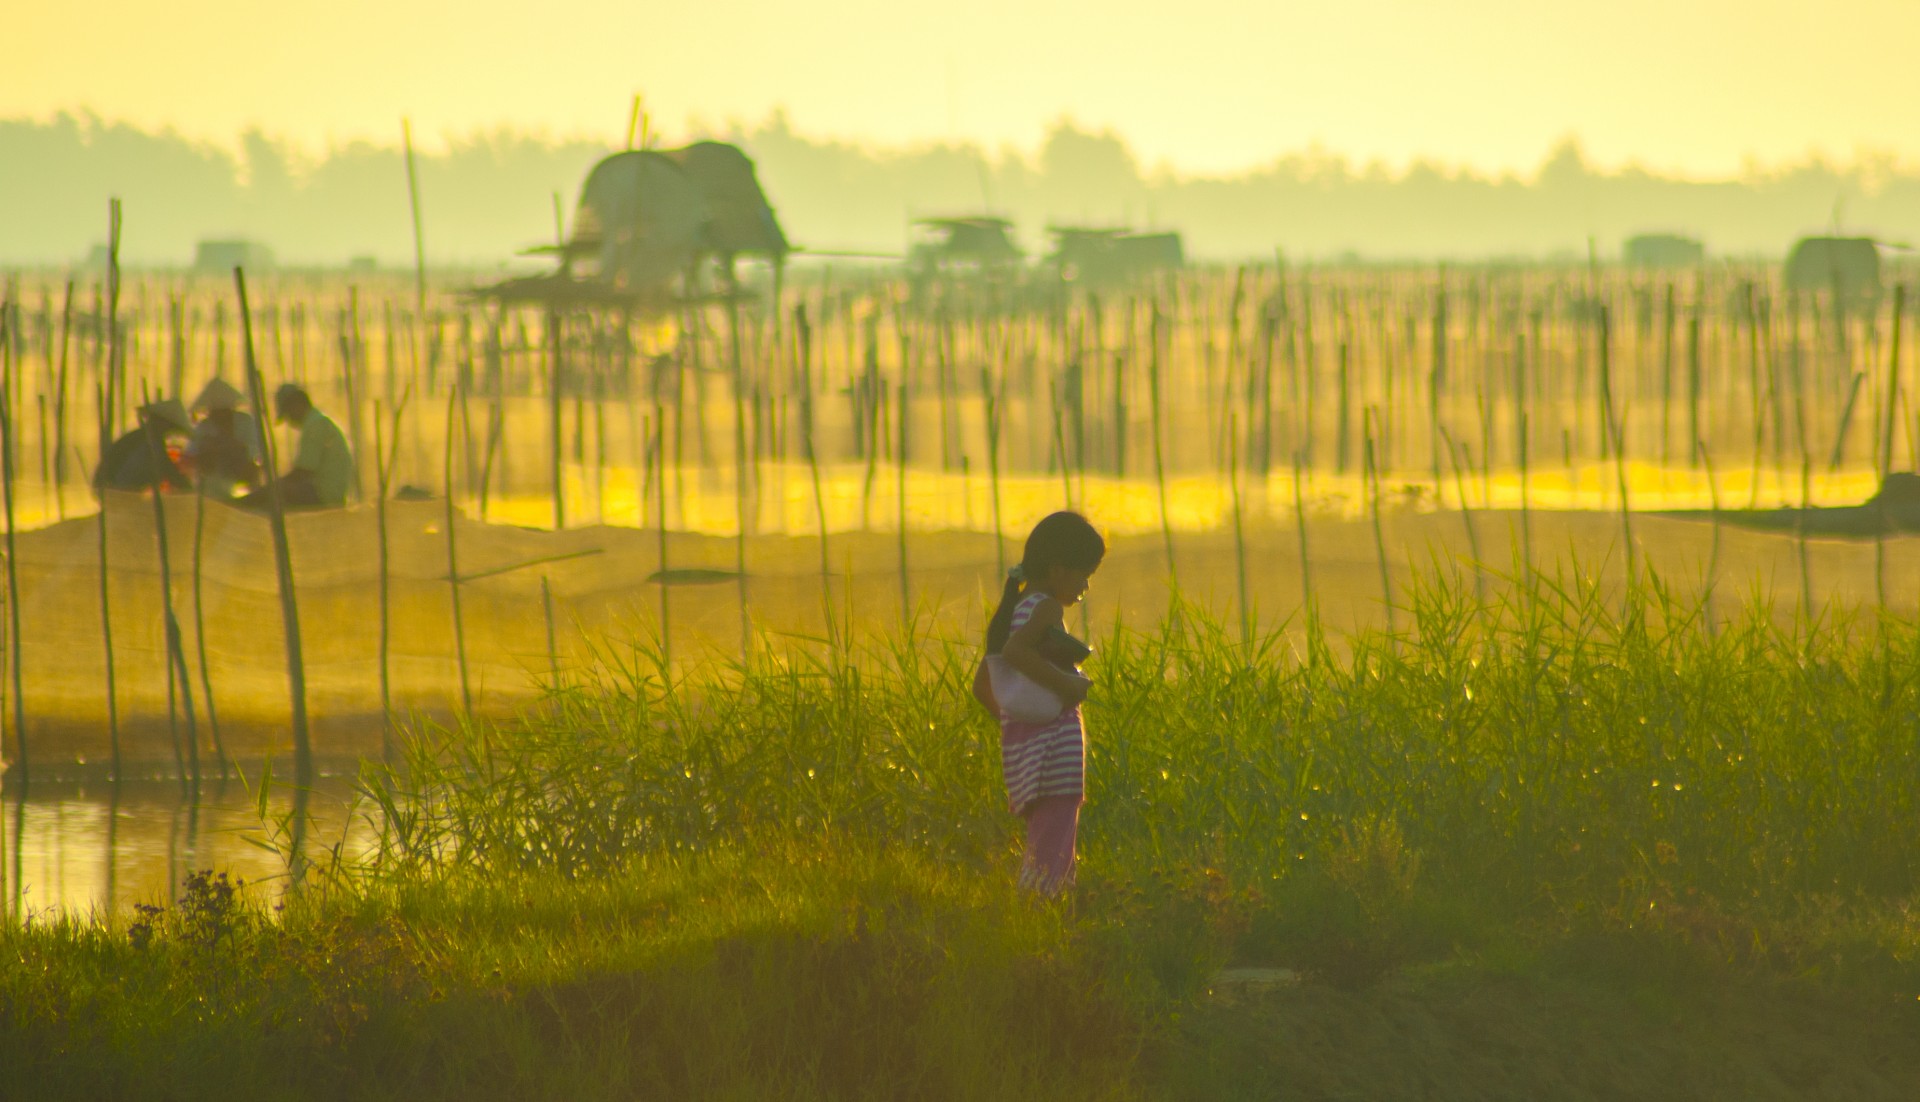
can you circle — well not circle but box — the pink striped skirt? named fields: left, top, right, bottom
left=1000, top=710, right=1084, bottom=818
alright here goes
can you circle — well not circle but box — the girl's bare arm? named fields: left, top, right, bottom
left=971, top=658, right=997, bottom=714
left=1000, top=596, right=1088, bottom=704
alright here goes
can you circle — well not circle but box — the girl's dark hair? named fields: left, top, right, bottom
left=985, top=511, right=1106, bottom=653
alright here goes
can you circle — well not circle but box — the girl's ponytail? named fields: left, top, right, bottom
left=984, top=565, right=1026, bottom=654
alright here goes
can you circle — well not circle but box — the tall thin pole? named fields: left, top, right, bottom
left=1876, top=286, right=1905, bottom=609
left=981, top=363, right=1005, bottom=576
left=94, top=382, right=117, bottom=781
left=728, top=297, right=750, bottom=657
left=1365, top=409, right=1395, bottom=638
left=373, top=393, right=407, bottom=761
left=51, top=281, right=72, bottom=522
left=652, top=364, right=672, bottom=671
left=795, top=305, right=833, bottom=641
left=191, top=483, right=227, bottom=779
left=542, top=575, right=559, bottom=688
left=1598, top=306, right=1635, bottom=590
left=444, top=384, right=471, bottom=714
left=0, top=309, right=25, bottom=783
left=140, top=383, right=198, bottom=792
left=1227, top=409, right=1250, bottom=651
left=98, top=201, right=125, bottom=780
left=896, top=327, right=911, bottom=626
left=234, top=269, right=312, bottom=801
left=1148, top=308, right=1176, bottom=589
left=548, top=308, right=565, bottom=529
left=401, top=119, right=428, bottom=335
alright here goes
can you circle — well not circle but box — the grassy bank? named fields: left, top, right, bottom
left=6, top=560, right=1920, bottom=1097
left=4, top=847, right=1919, bottom=1100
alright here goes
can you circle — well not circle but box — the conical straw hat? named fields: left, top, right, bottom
left=139, top=398, right=193, bottom=434
left=190, top=377, right=246, bottom=413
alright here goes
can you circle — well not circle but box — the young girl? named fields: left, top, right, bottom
left=973, top=511, right=1106, bottom=897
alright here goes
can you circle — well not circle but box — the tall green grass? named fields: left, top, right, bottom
left=355, top=556, right=1920, bottom=923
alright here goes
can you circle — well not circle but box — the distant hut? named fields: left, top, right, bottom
left=194, top=239, right=275, bottom=273
left=1784, top=236, right=1881, bottom=303
left=1048, top=226, right=1184, bottom=286
left=1623, top=233, right=1704, bottom=268
left=909, top=217, right=1022, bottom=273
left=483, top=141, right=788, bottom=307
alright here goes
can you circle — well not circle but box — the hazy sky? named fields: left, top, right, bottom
left=8, top=0, right=1917, bottom=177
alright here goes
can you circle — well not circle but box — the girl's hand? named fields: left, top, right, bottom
left=1056, top=672, right=1091, bottom=707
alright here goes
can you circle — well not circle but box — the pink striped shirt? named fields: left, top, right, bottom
left=999, top=590, right=1085, bottom=816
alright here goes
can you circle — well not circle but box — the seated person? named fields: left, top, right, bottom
left=182, top=377, right=263, bottom=498
left=238, top=384, right=354, bottom=510
left=93, top=399, right=193, bottom=495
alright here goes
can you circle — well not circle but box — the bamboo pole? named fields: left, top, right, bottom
left=6, top=793, right=19, bottom=918
left=98, top=202, right=125, bottom=781
left=896, top=327, right=911, bottom=627
left=1688, top=302, right=1703, bottom=471
left=1598, top=306, right=1636, bottom=589
left=548, top=307, right=565, bottom=529
left=1050, top=382, right=1073, bottom=507
left=94, top=381, right=117, bottom=781
left=139, top=382, right=198, bottom=792
left=1827, top=373, right=1864, bottom=472
left=1291, top=449, right=1315, bottom=659
left=191, top=479, right=227, bottom=780
left=1745, top=285, right=1765, bottom=508
left=1518, top=409, right=1534, bottom=578
left=981, top=363, right=1005, bottom=576
left=1875, top=286, right=1904, bottom=609
left=542, top=574, right=559, bottom=690
left=795, top=305, right=834, bottom=642
left=591, top=381, right=606, bottom=526
left=1698, top=440, right=1723, bottom=635
left=860, top=315, right=883, bottom=530
left=52, top=281, right=72, bottom=522
left=1881, top=286, right=1905, bottom=483
left=444, top=384, right=471, bottom=715
left=1148, top=307, right=1176, bottom=589
left=0, top=309, right=25, bottom=784
left=1441, top=428, right=1485, bottom=603
left=1364, top=409, right=1395, bottom=638
left=373, top=394, right=407, bottom=762
left=1227, top=409, right=1250, bottom=651
left=234, top=267, right=313, bottom=811
left=1429, top=276, right=1448, bottom=488
left=727, top=297, right=751, bottom=658
left=1660, top=283, right=1676, bottom=468
left=402, top=119, right=428, bottom=343
left=652, top=366, right=671, bottom=672
left=341, top=290, right=367, bottom=503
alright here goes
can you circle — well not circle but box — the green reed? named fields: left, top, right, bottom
left=345, top=556, right=1920, bottom=918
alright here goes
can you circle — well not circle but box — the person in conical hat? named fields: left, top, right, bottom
left=93, top=400, right=193, bottom=495
left=183, top=377, right=263, bottom=498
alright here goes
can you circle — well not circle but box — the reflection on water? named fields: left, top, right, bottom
left=2, top=775, right=371, bottom=918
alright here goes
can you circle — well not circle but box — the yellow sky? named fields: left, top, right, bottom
left=6, top=0, right=1917, bottom=177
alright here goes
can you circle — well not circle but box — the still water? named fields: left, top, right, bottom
left=2, top=774, right=372, bottom=919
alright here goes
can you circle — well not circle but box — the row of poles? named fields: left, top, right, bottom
left=0, top=239, right=1914, bottom=874
left=4, top=266, right=1910, bottom=533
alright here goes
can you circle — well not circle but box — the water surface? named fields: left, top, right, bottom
left=3, top=774, right=368, bottom=918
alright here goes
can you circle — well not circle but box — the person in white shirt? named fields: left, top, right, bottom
left=239, top=384, right=353, bottom=510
